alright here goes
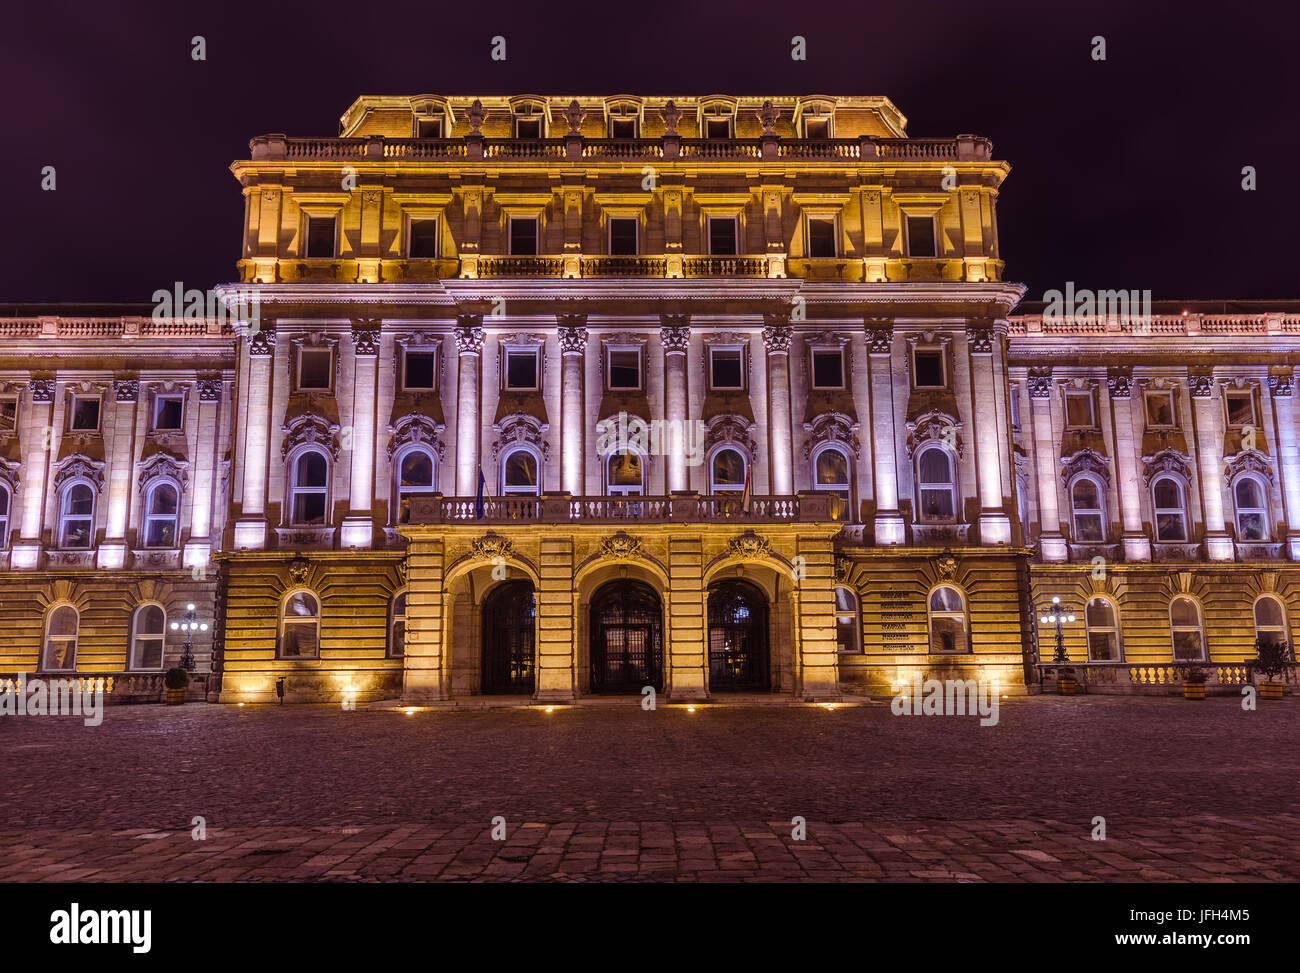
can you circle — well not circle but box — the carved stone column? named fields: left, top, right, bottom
left=342, top=322, right=380, bottom=548
left=762, top=317, right=794, bottom=496
left=1189, top=371, right=1233, bottom=560
left=1107, top=368, right=1151, bottom=561
left=660, top=315, right=691, bottom=493
left=967, top=323, right=1012, bottom=544
left=454, top=315, right=484, bottom=497
left=558, top=316, right=588, bottom=496
left=1027, top=368, right=1067, bottom=561
left=234, top=327, right=275, bottom=550
left=1267, top=369, right=1300, bottom=560
left=866, top=322, right=904, bottom=544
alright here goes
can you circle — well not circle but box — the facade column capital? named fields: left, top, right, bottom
left=455, top=316, right=485, bottom=356
left=762, top=320, right=792, bottom=354
left=1269, top=368, right=1294, bottom=398
left=557, top=321, right=589, bottom=356
left=1026, top=368, right=1053, bottom=398
left=1106, top=367, right=1133, bottom=398
left=864, top=320, right=893, bottom=355
left=660, top=317, right=691, bottom=355
left=1188, top=370, right=1215, bottom=398
left=351, top=320, right=380, bottom=357
left=248, top=327, right=276, bottom=356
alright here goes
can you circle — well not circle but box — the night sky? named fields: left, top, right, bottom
left=2, top=0, right=1294, bottom=305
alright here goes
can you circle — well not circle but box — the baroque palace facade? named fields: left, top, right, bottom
left=1, top=93, right=1296, bottom=703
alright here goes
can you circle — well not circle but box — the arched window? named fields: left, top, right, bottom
left=916, top=446, right=956, bottom=522
left=813, top=446, right=851, bottom=521
left=607, top=450, right=644, bottom=496
left=710, top=448, right=747, bottom=493
left=928, top=585, right=968, bottom=653
left=59, top=481, right=96, bottom=548
left=1152, top=475, right=1187, bottom=542
left=1232, top=476, right=1269, bottom=541
left=1085, top=596, right=1121, bottom=661
left=396, top=447, right=436, bottom=522
left=834, top=586, right=860, bottom=653
left=0, top=483, right=9, bottom=549
left=389, top=592, right=406, bottom=658
left=130, top=604, right=166, bottom=670
left=43, top=605, right=79, bottom=671
left=290, top=451, right=329, bottom=525
left=501, top=447, right=540, bottom=496
left=143, top=481, right=180, bottom=548
left=1169, top=596, right=1207, bottom=662
left=279, top=590, right=321, bottom=658
left=1253, top=595, right=1288, bottom=652
left=1070, top=476, right=1105, bottom=542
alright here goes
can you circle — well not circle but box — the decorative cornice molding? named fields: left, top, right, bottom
left=138, top=453, right=190, bottom=492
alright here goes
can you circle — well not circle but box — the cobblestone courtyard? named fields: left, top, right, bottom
left=2, top=697, right=1298, bottom=882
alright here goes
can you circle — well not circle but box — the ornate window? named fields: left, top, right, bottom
left=43, top=605, right=79, bottom=671
left=290, top=450, right=330, bottom=525
left=143, top=481, right=180, bottom=548
left=1232, top=475, right=1270, bottom=541
left=812, top=445, right=851, bottom=522
left=607, top=450, right=644, bottom=496
left=1070, top=475, right=1106, bottom=542
left=1253, top=595, right=1288, bottom=651
left=0, top=482, right=9, bottom=549
left=927, top=585, right=968, bottom=653
left=916, top=445, right=957, bottom=523
left=501, top=446, right=540, bottom=496
left=59, top=481, right=96, bottom=548
left=1169, top=596, right=1207, bottom=662
left=1085, top=596, right=1122, bottom=661
left=279, top=590, right=321, bottom=658
left=130, top=603, right=167, bottom=670
left=395, top=446, right=437, bottom=521
left=1151, top=475, right=1188, bottom=542
left=834, top=586, right=860, bottom=653
left=389, top=592, right=407, bottom=658
left=709, top=447, right=747, bottom=493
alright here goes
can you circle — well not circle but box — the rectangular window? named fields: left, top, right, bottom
left=906, top=215, right=937, bottom=258
left=504, top=349, right=539, bottom=391
left=1225, top=390, right=1255, bottom=427
left=608, top=217, right=638, bottom=256
left=404, top=351, right=437, bottom=391
left=152, top=395, right=184, bottom=431
left=515, top=117, right=542, bottom=139
left=807, top=217, right=837, bottom=258
left=408, top=219, right=439, bottom=258
left=416, top=117, right=442, bottom=138
left=705, top=117, right=731, bottom=139
left=1144, top=390, right=1176, bottom=428
left=607, top=349, right=642, bottom=390
left=70, top=396, right=100, bottom=431
left=1064, top=391, right=1096, bottom=429
left=509, top=217, right=539, bottom=255
left=913, top=349, right=945, bottom=389
left=804, top=118, right=830, bottom=139
left=298, top=348, right=332, bottom=390
left=610, top=118, right=637, bottom=139
left=710, top=348, right=743, bottom=390
left=0, top=396, right=17, bottom=432
left=305, top=216, right=336, bottom=258
left=708, top=217, right=738, bottom=255
left=811, top=349, right=845, bottom=389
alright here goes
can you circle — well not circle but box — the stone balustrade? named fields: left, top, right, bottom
left=1036, top=661, right=1296, bottom=695
left=403, top=493, right=831, bottom=525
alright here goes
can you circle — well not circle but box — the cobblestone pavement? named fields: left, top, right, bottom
left=2, top=697, right=1298, bottom=882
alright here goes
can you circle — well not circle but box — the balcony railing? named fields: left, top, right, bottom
left=405, top=493, right=837, bottom=525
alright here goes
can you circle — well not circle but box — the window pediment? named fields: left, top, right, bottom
left=387, top=414, right=446, bottom=461
left=802, top=412, right=860, bottom=460
left=1224, top=449, right=1274, bottom=486
left=905, top=410, right=963, bottom=458
left=1060, top=448, right=1111, bottom=488
left=1141, top=448, right=1192, bottom=486
left=281, top=414, right=341, bottom=460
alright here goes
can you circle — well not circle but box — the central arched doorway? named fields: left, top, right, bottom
left=481, top=580, right=536, bottom=694
left=707, top=578, right=771, bottom=691
left=589, top=580, right=664, bottom=693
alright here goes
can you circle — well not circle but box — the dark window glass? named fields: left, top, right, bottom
left=812, top=350, right=844, bottom=388
left=1226, top=392, right=1254, bottom=426
left=416, top=117, right=441, bottom=138
left=510, top=218, right=538, bottom=255
left=711, top=349, right=742, bottom=389
left=506, top=351, right=538, bottom=389
left=515, top=117, right=541, bottom=139
left=306, top=216, right=336, bottom=258
left=154, top=397, right=183, bottom=430
left=608, top=350, right=641, bottom=389
left=71, top=398, right=100, bottom=430
left=906, top=215, right=936, bottom=257
left=611, top=118, right=636, bottom=138
left=808, top=218, right=836, bottom=258
left=608, top=218, right=638, bottom=255
left=914, top=350, right=944, bottom=388
left=805, top=119, right=829, bottom=139
left=299, top=349, right=331, bottom=389
left=409, top=219, right=439, bottom=258
left=1145, top=393, right=1175, bottom=427
left=709, top=218, right=737, bottom=255
left=706, top=117, right=731, bottom=139
left=404, top=352, right=436, bottom=390
left=1065, top=393, right=1095, bottom=428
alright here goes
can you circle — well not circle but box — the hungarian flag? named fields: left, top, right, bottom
left=740, top=463, right=752, bottom=515
left=475, top=466, right=486, bottom=519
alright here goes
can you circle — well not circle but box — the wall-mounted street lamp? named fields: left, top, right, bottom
left=1037, top=595, right=1076, bottom=664
left=170, top=602, right=209, bottom=671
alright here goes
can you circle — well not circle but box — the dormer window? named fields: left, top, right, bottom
left=610, top=117, right=637, bottom=138
left=804, top=118, right=830, bottom=139
left=416, top=116, right=442, bottom=138
left=512, top=102, right=547, bottom=139
left=705, top=117, right=732, bottom=139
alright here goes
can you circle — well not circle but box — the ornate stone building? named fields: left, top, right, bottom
left=0, top=94, right=1294, bottom=702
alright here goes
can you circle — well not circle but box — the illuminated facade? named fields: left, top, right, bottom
left=0, top=94, right=1295, bottom=703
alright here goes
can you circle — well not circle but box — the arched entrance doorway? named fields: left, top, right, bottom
left=589, top=580, right=664, bottom=693
left=707, top=578, right=771, bottom=691
left=481, top=580, right=536, bottom=694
